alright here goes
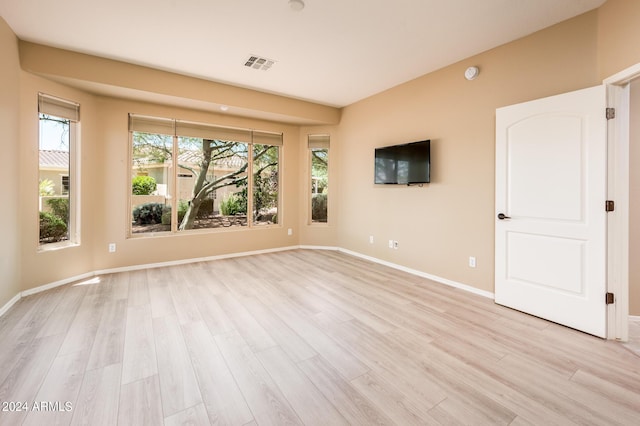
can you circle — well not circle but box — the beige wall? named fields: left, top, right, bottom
left=335, top=11, right=600, bottom=292
left=597, top=0, right=640, bottom=79
left=298, top=125, right=340, bottom=247
left=19, top=41, right=341, bottom=126
left=0, top=17, right=21, bottom=309
left=630, top=80, right=640, bottom=315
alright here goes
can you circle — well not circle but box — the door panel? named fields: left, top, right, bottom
left=508, top=114, right=584, bottom=221
left=495, top=85, right=607, bottom=338
left=507, top=232, right=584, bottom=294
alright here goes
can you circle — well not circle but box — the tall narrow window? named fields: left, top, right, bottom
left=308, top=134, right=329, bottom=223
left=38, top=93, right=79, bottom=247
left=252, top=131, right=281, bottom=226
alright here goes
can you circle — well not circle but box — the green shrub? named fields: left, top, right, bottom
left=46, top=198, right=69, bottom=225
left=39, top=211, right=68, bottom=243
left=220, top=193, right=246, bottom=216
left=161, top=210, right=171, bottom=226
left=132, top=202, right=165, bottom=224
left=132, top=175, right=157, bottom=195
left=312, top=193, right=328, bottom=222
left=39, top=179, right=55, bottom=196
left=160, top=200, right=188, bottom=225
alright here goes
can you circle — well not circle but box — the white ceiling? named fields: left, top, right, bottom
left=1, top=0, right=605, bottom=108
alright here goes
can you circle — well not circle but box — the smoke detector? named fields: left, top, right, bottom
left=289, top=0, right=305, bottom=11
left=244, top=55, right=276, bottom=71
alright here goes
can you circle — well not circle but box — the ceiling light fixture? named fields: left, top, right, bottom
left=289, top=0, right=305, bottom=11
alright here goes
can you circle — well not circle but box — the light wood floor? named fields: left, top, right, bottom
left=1, top=249, right=639, bottom=425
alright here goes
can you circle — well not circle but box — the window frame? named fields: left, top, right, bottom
left=128, top=114, right=283, bottom=237
left=308, top=134, right=330, bottom=225
left=37, top=93, right=80, bottom=251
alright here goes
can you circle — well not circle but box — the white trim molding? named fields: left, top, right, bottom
left=337, top=247, right=495, bottom=299
left=603, top=61, right=640, bottom=341
left=0, top=293, right=21, bottom=317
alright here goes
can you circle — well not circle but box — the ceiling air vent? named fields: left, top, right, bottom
left=244, top=55, right=275, bottom=71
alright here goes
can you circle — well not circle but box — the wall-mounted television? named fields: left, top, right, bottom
left=374, top=140, right=430, bottom=185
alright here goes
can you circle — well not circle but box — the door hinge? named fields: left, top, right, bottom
left=605, top=200, right=615, bottom=212
left=606, top=292, right=615, bottom=305
left=606, top=107, right=616, bottom=120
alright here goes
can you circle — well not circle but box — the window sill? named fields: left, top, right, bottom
left=127, top=223, right=283, bottom=239
left=38, top=240, right=80, bottom=252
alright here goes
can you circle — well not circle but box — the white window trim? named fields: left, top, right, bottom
left=38, top=108, right=81, bottom=252
left=308, top=134, right=330, bottom=225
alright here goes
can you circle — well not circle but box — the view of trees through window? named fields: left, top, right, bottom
left=311, top=147, right=328, bottom=223
left=308, top=134, right=329, bottom=224
left=252, top=144, right=279, bottom=226
left=38, top=112, right=72, bottom=245
left=130, top=117, right=280, bottom=235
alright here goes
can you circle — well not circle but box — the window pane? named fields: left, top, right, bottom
left=39, top=113, right=71, bottom=245
left=252, top=144, right=279, bottom=226
left=131, top=131, right=173, bottom=234
left=311, top=148, right=328, bottom=223
left=177, top=137, right=248, bottom=230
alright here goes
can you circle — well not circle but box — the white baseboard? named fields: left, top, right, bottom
left=298, top=245, right=339, bottom=251
left=336, top=247, right=495, bottom=299
left=0, top=292, right=21, bottom=317
left=630, top=315, right=640, bottom=322
left=21, top=272, right=95, bottom=298
left=1, top=244, right=494, bottom=318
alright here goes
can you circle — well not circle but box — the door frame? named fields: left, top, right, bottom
left=604, top=62, right=640, bottom=341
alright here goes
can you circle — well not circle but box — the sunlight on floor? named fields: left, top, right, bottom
left=72, top=277, right=102, bottom=286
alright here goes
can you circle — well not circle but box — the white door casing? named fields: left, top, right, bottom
left=495, top=85, right=608, bottom=338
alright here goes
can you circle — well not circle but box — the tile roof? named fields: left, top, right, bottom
left=41, top=149, right=247, bottom=170
left=39, top=150, right=68, bottom=168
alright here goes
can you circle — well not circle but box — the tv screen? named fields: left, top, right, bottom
left=375, top=140, right=430, bottom=185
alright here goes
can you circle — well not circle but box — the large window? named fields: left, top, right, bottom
left=38, top=93, right=80, bottom=248
left=130, top=115, right=281, bottom=235
left=308, top=134, right=329, bottom=223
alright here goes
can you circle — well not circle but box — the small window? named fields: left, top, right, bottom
left=61, top=175, right=70, bottom=194
left=38, top=93, right=80, bottom=248
left=308, top=135, right=329, bottom=224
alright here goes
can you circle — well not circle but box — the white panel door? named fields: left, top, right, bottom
left=495, top=85, right=608, bottom=338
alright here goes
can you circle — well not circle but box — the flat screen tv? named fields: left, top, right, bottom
left=374, top=140, right=430, bottom=185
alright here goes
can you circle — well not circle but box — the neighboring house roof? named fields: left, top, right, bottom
left=178, top=151, right=247, bottom=169
left=39, top=150, right=68, bottom=169
left=40, top=148, right=245, bottom=171
left=135, top=150, right=247, bottom=170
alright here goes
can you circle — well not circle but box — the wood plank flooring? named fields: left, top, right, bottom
left=1, top=249, right=639, bottom=425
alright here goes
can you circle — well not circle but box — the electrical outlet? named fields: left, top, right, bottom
left=108, top=243, right=116, bottom=253
left=469, top=256, right=476, bottom=268
left=388, top=239, right=394, bottom=248
left=393, top=240, right=399, bottom=249
left=369, top=235, right=374, bottom=244
left=287, top=228, right=293, bottom=236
